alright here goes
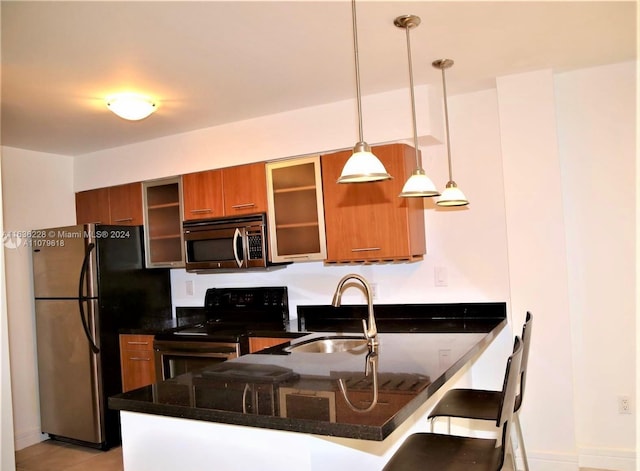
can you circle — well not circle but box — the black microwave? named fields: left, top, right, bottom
left=183, top=213, right=288, bottom=272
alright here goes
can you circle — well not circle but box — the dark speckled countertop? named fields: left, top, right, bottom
left=110, top=303, right=507, bottom=441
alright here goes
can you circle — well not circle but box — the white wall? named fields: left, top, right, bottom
left=497, top=69, right=578, bottom=469
left=555, top=62, right=636, bottom=468
left=0, top=155, right=17, bottom=471
left=1, top=147, right=76, bottom=449
left=0, top=1, right=17, bottom=464
left=0, top=62, right=635, bottom=471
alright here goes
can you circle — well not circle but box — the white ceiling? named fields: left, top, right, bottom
left=1, top=1, right=636, bottom=157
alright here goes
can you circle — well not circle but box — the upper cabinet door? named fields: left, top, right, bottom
left=182, top=170, right=224, bottom=221
left=321, top=143, right=426, bottom=264
left=109, top=183, right=143, bottom=226
left=75, top=183, right=142, bottom=226
left=266, top=156, right=327, bottom=263
left=76, top=188, right=110, bottom=225
left=143, top=177, right=185, bottom=268
left=222, top=163, right=268, bottom=216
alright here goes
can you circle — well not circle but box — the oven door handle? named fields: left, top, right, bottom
left=233, top=228, right=243, bottom=268
left=154, top=349, right=239, bottom=358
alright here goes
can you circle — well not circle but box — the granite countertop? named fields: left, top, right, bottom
left=110, top=313, right=506, bottom=441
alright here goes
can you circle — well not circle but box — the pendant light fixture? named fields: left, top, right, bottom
left=337, top=0, right=391, bottom=183
left=433, top=59, right=469, bottom=207
left=395, top=15, right=439, bottom=198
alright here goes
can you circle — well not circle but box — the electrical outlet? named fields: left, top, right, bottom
left=438, top=349, right=452, bottom=368
left=185, top=280, right=194, bottom=296
left=618, top=395, right=632, bottom=414
left=434, top=266, right=448, bottom=287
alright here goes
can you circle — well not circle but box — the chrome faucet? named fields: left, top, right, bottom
left=331, top=274, right=378, bottom=349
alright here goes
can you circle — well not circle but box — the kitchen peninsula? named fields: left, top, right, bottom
left=110, top=304, right=506, bottom=471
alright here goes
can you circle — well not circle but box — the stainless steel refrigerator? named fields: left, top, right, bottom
left=31, top=224, right=171, bottom=449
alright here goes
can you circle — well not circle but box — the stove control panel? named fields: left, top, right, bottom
left=204, top=287, right=289, bottom=327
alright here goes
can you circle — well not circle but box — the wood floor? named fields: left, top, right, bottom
left=15, top=439, right=613, bottom=471
left=15, top=440, right=123, bottom=471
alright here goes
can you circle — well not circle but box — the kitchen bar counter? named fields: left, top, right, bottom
left=110, top=320, right=505, bottom=441
left=109, top=303, right=506, bottom=470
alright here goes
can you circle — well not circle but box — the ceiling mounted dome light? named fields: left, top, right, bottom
left=337, top=0, right=391, bottom=184
left=395, top=15, right=439, bottom=198
left=433, top=59, right=469, bottom=207
left=106, top=93, right=157, bottom=121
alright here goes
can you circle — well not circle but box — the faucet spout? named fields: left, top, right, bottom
left=331, top=274, right=378, bottom=348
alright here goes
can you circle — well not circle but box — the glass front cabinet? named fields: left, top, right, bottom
left=266, top=156, right=327, bottom=263
left=143, top=176, right=185, bottom=268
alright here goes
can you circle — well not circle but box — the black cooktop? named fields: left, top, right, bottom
left=156, top=287, right=289, bottom=342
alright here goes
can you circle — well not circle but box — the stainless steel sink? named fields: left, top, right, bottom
left=285, top=336, right=369, bottom=354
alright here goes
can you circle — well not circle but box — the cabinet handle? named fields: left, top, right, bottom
left=129, top=357, right=151, bottom=361
left=190, top=209, right=212, bottom=214
left=127, top=341, right=149, bottom=346
left=113, top=217, right=133, bottom=223
left=351, top=247, right=381, bottom=252
left=231, top=203, right=255, bottom=209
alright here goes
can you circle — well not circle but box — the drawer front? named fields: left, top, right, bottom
left=120, top=334, right=154, bottom=351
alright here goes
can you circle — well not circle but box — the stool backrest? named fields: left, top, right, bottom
left=494, top=335, right=524, bottom=465
left=515, top=311, right=533, bottom=412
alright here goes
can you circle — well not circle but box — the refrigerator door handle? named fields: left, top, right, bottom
left=79, top=242, right=100, bottom=354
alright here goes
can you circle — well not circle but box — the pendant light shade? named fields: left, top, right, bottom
left=106, top=93, right=157, bottom=121
left=433, top=59, right=469, bottom=207
left=438, top=181, right=468, bottom=206
left=338, top=141, right=391, bottom=183
left=338, top=0, right=391, bottom=184
left=395, top=15, right=439, bottom=198
left=400, top=168, right=439, bottom=197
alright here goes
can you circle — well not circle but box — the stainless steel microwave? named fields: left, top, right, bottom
left=183, top=213, right=287, bottom=272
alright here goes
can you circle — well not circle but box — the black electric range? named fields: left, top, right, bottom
left=158, top=287, right=289, bottom=342
left=154, top=287, right=290, bottom=380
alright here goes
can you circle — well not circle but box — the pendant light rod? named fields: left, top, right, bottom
left=433, top=58, right=469, bottom=207
left=396, top=15, right=422, bottom=171
left=395, top=14, right=439, bottom=198
left=433, top=59, right=455, bottom=182
left=352, top=0, right=364, bottom=143
left=338, top=0, right=391, bottom=183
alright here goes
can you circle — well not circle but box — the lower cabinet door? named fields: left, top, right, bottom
left=119, top=334, right=156, bottom=392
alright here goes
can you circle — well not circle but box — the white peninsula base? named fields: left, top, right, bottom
left=120, top=397, right=438, bottom=471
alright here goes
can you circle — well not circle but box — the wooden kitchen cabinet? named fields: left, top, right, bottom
left=75, top=187, right=110, bottom=224
left=76, top=182, right=143, bottom=226
left=119, top=334, right=156, bottom=392
left=182, top=162, right=267, bottom=220
left=222, top=163, right=268, bottom=216
left=143, top=177, right=184, bottom=268
left=266, top=156, right=327, bottom=262
left=321, top=143, right=426, bottom=264
left=182, top=169, right=224, bottom=220
left=182, top=163, right=267, bottom=221
left=109, top=182, right=144, bottom=225
left=248, top=337, right=290, bottom=353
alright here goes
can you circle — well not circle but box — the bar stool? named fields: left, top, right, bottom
left=427, top=312, right=533, bottom=470
left=382, top=336, right=524, bottom=471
